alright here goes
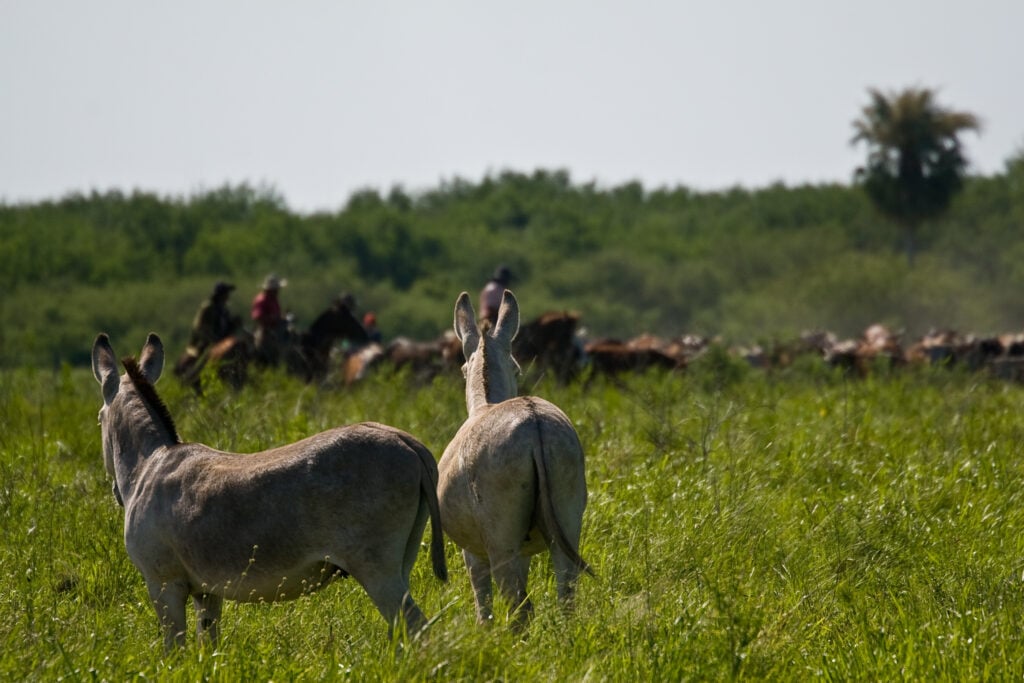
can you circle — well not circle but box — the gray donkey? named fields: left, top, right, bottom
left=439, top=291, right=592, bottom=627
left=92, top=332, right=447, bottom=649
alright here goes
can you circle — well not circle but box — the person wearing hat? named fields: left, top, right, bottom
left=251, top=274, right=289, bottom=365
left=479, top=265, right=512, bottom=326
left=186, top=280, right=241, bottom=358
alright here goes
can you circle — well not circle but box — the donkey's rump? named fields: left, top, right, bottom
left=442, top=397, right=586, bottom=558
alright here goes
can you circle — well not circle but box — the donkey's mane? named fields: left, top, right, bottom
left=122, top=356, right=181, bottom=444
left=479, top=331, right=493, bottom=402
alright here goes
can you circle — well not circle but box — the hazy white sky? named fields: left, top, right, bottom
left=2, top=1, right=1021, bottom=213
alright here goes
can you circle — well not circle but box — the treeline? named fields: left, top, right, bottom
left=2, top=161, right=1024, bottom=369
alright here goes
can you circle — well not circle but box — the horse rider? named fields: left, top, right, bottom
left=185, top=281, right=242, bottom=359
left=251, top=274, right=289, bottom=365
left=306, top=292, right=358, bottom=345
left=363, top=311, right=382, bottom=344
left=479, top=265, right=512, bottom=327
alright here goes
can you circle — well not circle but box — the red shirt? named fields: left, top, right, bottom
left=251, top=290, right=282, bottom=329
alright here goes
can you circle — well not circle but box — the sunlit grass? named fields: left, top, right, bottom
left=3, top=359, right=1024, bottom=679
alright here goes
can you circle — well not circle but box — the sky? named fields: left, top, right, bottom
left=2, top=1, right=1022, bottom=214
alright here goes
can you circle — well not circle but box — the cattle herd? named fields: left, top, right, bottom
left=340, top=313, right=1024, bottom=386
left=747, top=324, right=1024, bottom=380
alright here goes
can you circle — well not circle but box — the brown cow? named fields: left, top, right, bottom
left=583, top=338, right=684, bottom=379
left=627, top=333, right=707, bottom=364
left=824, top=324, right=903, bottom=376
left=386, top=333, right=463, bottom=382
left=512, top=310, right=583, bottom=384
left=344, top=332, right=463, bottom=385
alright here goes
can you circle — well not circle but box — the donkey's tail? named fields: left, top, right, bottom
left=411, top=442, right=449, bottom=583
left=531, top=437, right=595, bottom=578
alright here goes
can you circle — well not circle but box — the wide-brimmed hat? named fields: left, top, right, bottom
left=212, top=281, right=235, bottom=296
left=262, top=274, right=288, bottom=290
left=493, top=265, right=511, bottom=284
left=337, top=292, right=357, bottom=309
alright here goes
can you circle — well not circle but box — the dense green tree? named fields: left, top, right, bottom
left=851, top=87, right=981, bottom=266
left=4, top=162, right=1024, bottom=368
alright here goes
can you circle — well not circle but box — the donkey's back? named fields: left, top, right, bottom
left=134, top=422, right=439, bottom=602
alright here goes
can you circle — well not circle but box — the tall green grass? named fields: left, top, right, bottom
left=3, top=357, right=1024, bottom=680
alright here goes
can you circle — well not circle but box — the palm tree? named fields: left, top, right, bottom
left=852, top=87, right=980, bottom=266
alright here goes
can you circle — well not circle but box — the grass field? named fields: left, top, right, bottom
left=3, top=353, right=1024, bottom=680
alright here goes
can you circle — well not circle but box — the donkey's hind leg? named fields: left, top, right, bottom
left=489, top=552, right=532, bottom=630
left=193, top=593, right=223, bottom=646
left=464, top=550, right=494, bottom=624
left=358, top=572, right=427, bottom=638
left=147, top=579, right=189, bottom=650
left=551, top=545, right=582, bottom=613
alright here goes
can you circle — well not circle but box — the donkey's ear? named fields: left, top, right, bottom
left=454, top=292, right=480, bottom=358
left=92, top=333, right=120, bottom=404
left=492, top=289, right=519, bottom=346
left=138, top=333, right=165, bottom=383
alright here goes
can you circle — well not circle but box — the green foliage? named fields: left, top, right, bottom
left=2, top=162, right=1024, bottom=368
left=5, top=364, right=1024, bottom=678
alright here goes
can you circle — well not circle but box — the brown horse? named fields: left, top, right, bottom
left=286, top=302, right=369, bottom=382
left=174, top=334, right=253, bottom=393
left=176, top=302, right=369, bottom=389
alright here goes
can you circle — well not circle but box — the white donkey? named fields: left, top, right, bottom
left=439, top=291, right=592, bottom=627
left=92, top=332, right=447, bottom=649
